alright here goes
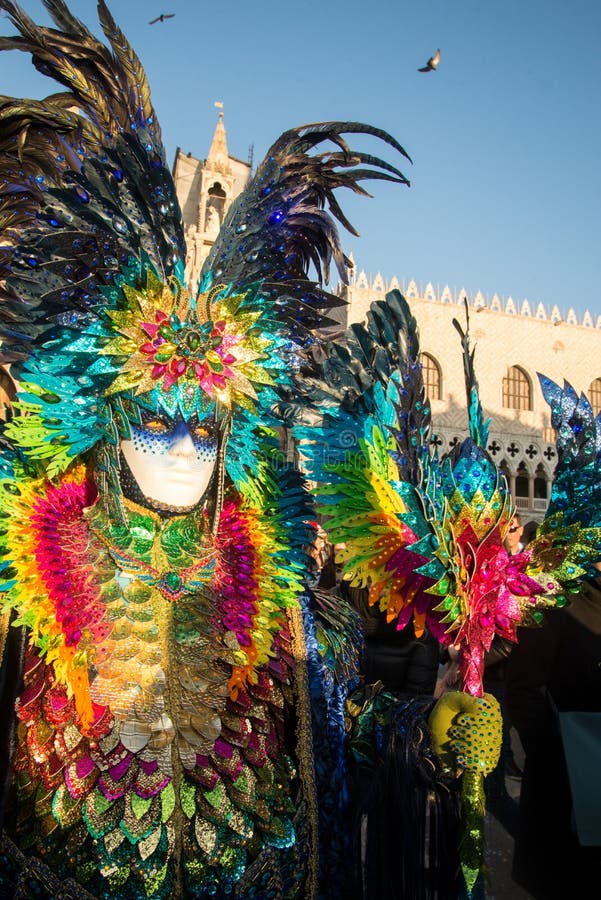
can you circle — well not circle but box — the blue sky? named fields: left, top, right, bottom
left=1, top=0, right=600, bottom=316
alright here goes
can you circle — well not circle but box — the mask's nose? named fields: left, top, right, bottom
left=168, top=420, right=196, bottom=458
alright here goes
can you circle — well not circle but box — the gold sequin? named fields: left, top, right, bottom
left=138, top=824, right=163, bottom=861
left=194, top=817, right=218, bottom=855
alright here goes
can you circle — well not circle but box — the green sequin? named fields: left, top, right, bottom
left=132, top=794, right=154, bottom=821
left=180, top=780, right=196, bottom=819
left=160, top=783, right=175, bottom=823
left=144, top=862, right=169, bottom=896
left=204, top=782, right=226, bottom=811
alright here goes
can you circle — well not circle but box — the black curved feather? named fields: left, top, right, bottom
left=292, top=290, right=431, bottom=485
left=0, top=0, right=185, bottom=369
left=201, top=123, right=411, bottom=333
left=0, top=0, right=158, bottom=142
left=0, top=2, right=412, bottom=369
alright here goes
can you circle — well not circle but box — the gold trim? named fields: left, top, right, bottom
left=211, top=418, right=230, bottom=536
left=0, top=609, right=10, bottom=669
left=288, top=604, right=318, bottom=900
left=120, top=494, right=205, bottom=522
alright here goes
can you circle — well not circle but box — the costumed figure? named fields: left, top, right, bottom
left=288, top=296, right=601, bottom=897
left=2, top=5, right=596, bottom=900
left=0, top=2, right=416, bottom=897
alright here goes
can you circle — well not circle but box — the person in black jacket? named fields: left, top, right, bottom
left=340, top=580, right=441, bottom=697
left=506, top=575, right=601, bottom=898
left=339, top=580, right=465, bottom=899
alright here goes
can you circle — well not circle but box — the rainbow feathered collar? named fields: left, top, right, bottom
left=0, top=465, right=310, bottom=729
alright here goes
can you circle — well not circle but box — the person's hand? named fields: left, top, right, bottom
left=428, top=690, right=502, bottom=775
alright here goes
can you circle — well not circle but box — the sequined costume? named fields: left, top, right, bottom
left=2, top=475, right=311, bottom=898
left=0, top=1, right=409, bottom=897
left=2, top=4, right=597, bottom=900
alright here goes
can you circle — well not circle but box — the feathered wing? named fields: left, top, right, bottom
left=293, top=295, right=578, bottom=696
left=0, top=0, right=187, bottom=492
left=526, top=376, right=601, bottom=595
left=291, top=289, right=446, bottom=639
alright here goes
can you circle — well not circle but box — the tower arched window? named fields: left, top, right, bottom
left=421, top=352, right=442, bottom=401
left=589, top=377, right=601, bottom=415
left=502, top=366, right=532, bottom=411
left=205, top=182, right=227, bottom=235
left=208, top=181, right=226, bottom=202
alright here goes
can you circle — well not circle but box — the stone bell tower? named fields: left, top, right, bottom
left=172, top=105, right=251, bottom=290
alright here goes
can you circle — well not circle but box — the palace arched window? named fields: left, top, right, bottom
left=421, top=352, right=442, bottom=401
left=515, top=461, right=529, bottom=512
left=589, top=377, right=601, bottom=415
left=534, top=463, right=549, bottom=510
left=502, top=365, right=532, bottom=411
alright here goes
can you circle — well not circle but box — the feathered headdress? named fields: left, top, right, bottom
left=0, top=0, right=410, bottom=515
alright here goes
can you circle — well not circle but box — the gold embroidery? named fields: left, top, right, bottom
left=288, top=605, right=318, bottom=900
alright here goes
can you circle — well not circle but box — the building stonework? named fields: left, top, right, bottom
left=172, top=112, right=251, bottom=291
left=173, top=119, right=601, bottom=526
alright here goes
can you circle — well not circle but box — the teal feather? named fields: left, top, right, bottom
left=537, top=375, right=601, bottom=558
left=452, top=304, right=490, bottom=448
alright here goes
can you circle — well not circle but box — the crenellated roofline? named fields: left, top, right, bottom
left=341, top=270, right=600, bottom=330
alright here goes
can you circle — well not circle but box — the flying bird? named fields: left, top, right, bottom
left=149, top=13, right=175, bottom=24
left=418, top=48, right=441, bottom=72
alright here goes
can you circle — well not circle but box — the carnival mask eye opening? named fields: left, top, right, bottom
left=138, top=411, right=172, bottom=435
left=186, top=413, right=218, bottom=443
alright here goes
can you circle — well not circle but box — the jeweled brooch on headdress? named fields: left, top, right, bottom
left=103, top=270, right=275, bottom=409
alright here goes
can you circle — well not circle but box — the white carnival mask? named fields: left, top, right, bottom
left=120, top=411, right=218, bottom=511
